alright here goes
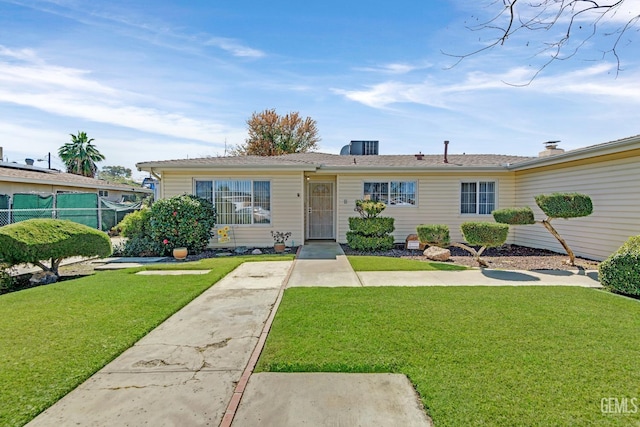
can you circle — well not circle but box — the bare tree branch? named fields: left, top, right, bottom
left=445, top=0, right=639, bottom=83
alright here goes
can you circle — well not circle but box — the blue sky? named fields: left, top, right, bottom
left=1, top=0, right=638, bottom=179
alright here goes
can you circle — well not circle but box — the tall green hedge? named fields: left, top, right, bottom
left=0, top=219, right=111, bottom=273
left=535, top=193, right=593, bottom=219
left=492, top=207, right=536, bottom=225
left=416, top=224, right=450, bottom=247
left=460, top=222, right=509, bottom=247
left=599, top=235, right=640, bottom=296
left=348, top=217, right=395, bottom=237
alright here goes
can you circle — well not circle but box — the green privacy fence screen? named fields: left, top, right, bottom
left=11, top=193, right=54, bottom=222
left=57, top=192, right=99, bottom=228
left=100, top=199, right=142, bottom=232
left=0, top=192, right=143, bottom=231
left=0, top=194, right=8, bottom=226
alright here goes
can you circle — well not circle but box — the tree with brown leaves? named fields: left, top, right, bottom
left=231, top=109, right=320, bottom=156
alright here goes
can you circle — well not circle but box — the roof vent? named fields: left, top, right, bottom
left=25, top=158, right=34, bottom=166
left=415, top=152, right=424, bottom=160
left=443, top=140, right=449, bottom=164
left=539, top=141, right=565, bottom=157
left=340, top=140, right=379, bottom=156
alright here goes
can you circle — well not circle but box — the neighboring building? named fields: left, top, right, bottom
left=0, top=161, right=152, bottom=202
left=136, top=135, right=640, bottom=261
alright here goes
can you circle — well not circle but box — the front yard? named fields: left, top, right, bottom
left=0, top=255, right=292, bottom=427
left=257, top=286, right=640, bottom=426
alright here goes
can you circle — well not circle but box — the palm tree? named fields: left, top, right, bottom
left=58, top=132, right=105, bottom=177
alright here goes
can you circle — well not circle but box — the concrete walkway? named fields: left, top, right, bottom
left=27, top=261, right=292, bottom=427
left=286, top=241, right=361, bottom=287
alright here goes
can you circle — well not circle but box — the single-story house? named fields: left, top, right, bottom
left=136, top=135, right=640, bottom=261
left=0, top=161, right=152, bottom=202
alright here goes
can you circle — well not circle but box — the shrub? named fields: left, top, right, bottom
left=0, top=219, right=112, bottom=275
left=149, top=194, right=217, bottom=255
left=492, top=207, right=535, bottom=225
left=535, top=193, right=593, bottom=219
left=116, top=208, right=152, bottom=238
left=354, top=200, right=387, bottom=218
left=346, top=232, right=395, bottom=252
left=599, top=235, right=640, bottom=296
left=416, top=224, right=450, bottom=247
left=348, top=217, right=395, bottom=237
left=460, top=222, right=509, bottom=248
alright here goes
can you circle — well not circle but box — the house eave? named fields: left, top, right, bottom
left=509, top=134, right=640, bottom=171
left=136, top=163, right=318, bottom=173
left=317, top=165, right=513, bottom=174
left=0, top=175, right=151, bottom=193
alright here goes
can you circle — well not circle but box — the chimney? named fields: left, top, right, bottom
left=415, top=151, right=424, bottom=160
left=443, top=140, right=449, bottom=164
left=539, top=141, right=565, bottom=157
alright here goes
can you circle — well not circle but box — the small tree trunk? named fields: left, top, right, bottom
left=539, top=219, right=576, bottom=265
left=451, top=242, right=489, bottom=268
left=51, top=257, right=62, bottom=276
left=34, top=261, right=52, bottom=273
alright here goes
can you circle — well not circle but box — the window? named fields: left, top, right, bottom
left=195, top=180, right=271, bottom=225
left=461, top=181, right=495, bottom=214
left=363, top=181, right=416, bottom=206
left=98, top=190, right=109, bottom=197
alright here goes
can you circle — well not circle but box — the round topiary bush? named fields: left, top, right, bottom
left=149, top=194, right=217, bottom=255
left=416, top=224, right=450, bottom=247
left=535, top=193, right=593, bottom=219
left=492, top=207, right=536, bottom=225
left=460, top=222, right=509, bottom=247
left=599, top=235, right=640, bottom=296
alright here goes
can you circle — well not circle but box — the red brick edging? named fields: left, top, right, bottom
left=219, top=253, right=298, bottom=426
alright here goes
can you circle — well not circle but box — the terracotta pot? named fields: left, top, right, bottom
left=173, top=247, right=188, bottom=260
left=273, top=243, right=286, bottom=253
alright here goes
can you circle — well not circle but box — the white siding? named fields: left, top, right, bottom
left=161, top=171, right=304, bottom=248
left=336, top=172, right=516, bottom=244
left=513, top=153, right=640, bottom=260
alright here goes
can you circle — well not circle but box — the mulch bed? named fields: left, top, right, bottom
left=341, top=244, right=600, bottom=271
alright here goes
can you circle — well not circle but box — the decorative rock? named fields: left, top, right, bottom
left=234, top=246, right=248, bottom=254
left=29, top=271, right=58, bottom=285
left=252, top=249, right=263, bottom=255
left=423, top=246, right=451, bottom=262
left=216, top=252, right=233, bottom=257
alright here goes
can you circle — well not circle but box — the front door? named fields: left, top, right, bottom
left=307, top=182, right=334, bottom=239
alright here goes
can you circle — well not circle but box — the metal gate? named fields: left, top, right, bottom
left=307, top=182, right=334, bottom=239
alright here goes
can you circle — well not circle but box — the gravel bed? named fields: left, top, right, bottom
left=341, top=244, right=600, bottom=271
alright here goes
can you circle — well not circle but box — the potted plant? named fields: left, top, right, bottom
left=271, top=231, right=291, bottom=253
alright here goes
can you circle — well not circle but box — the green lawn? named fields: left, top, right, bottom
left=0, top=255, right=293, bottom=427
left=257, top=287, right=640, bottom=426
left=347, top=255, right=467, bottom=271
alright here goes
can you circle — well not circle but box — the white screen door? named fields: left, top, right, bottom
left=307, top=182, right=334, bottom=239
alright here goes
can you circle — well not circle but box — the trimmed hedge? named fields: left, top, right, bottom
left=535, top=193, right=593, bottom=219
left=0, top=219, right=111, bottom=267
left=460, top=222, right=509, bottom=247
left=599, top=235, right=640, bottom=296
left=492, top=207, right=536, bottom=225
left=346, top=232, right=395, bottom=251
left=348, top=217, right=395, bottom=237
left=416, top=224, right=450, bottom=247
left=116, top=208, right=152, bottom=238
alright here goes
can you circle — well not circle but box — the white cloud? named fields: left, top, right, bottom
left=0, top=46, right=245, bottom=144
left=334, top=63, right=640, bottom=109
left=355, top=61, right=432, bottom=75
left=205, top=37, right=266, bottom=58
